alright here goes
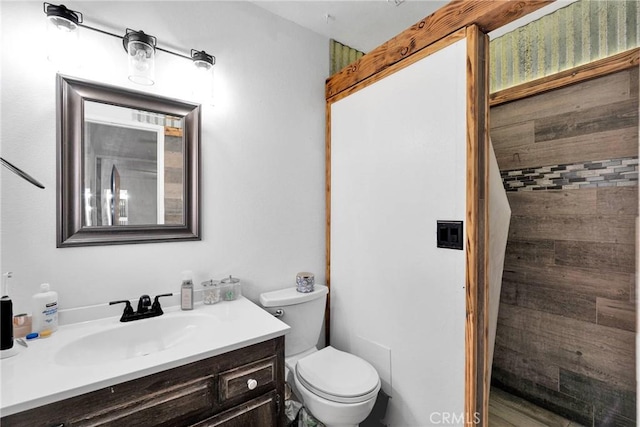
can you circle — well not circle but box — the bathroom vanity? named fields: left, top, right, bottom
left=0, top=298, right=289, bottom=427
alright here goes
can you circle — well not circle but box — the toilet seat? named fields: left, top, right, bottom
left=295, top=346, right=380, bottom=404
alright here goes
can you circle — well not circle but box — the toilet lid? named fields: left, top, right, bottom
left=296, top=346, right=380, bottom=404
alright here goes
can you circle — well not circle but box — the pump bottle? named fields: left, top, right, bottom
left=1, top=273, right=14, bottom=351
left=181, top=271, right=194, bottom=310
left=32, top=283, right=58, bottom=334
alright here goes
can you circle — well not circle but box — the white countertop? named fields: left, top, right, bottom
left=0, top=297, right=289, bottom=417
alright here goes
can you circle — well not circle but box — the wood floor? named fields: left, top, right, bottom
left=489, top=387, right=585, bottom=427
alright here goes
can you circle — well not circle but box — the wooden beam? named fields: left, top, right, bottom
left=490, top=48, right=640, bottom=106
left=327, top=29, right=467, bottom=104
left=465, top=24, right=490, bottom=426
left=326, top=0, right=553, bottom=100
left=324, top=101, right=332, bottom=346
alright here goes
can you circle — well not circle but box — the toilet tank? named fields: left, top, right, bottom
left=260, top=285, right=328, bottom=357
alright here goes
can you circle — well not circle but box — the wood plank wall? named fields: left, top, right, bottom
left=490, top=66, right=638, bottom=426
left=164, top=130, right=184, bottom=225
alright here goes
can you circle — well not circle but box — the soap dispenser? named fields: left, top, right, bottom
left=32, top=283, right=58, bottom=334
left=181, top=271, right=194, bottom=310
left=1, top=272, right=14, bottom=351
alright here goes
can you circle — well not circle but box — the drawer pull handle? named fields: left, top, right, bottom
left=247, top=378, right=258, bottom=390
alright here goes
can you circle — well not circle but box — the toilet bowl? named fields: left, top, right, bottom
left=293, top=346, right=380, bottom=427
left=260, top=285, right=381, bottom=427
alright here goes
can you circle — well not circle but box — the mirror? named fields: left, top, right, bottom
left=56, top=74, right=200, bottom=247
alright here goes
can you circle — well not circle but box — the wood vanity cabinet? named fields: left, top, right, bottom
left=1, top=337, right=285, bottom=427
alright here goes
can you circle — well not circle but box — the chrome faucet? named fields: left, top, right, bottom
left=109, top=293, right=173, bottom=322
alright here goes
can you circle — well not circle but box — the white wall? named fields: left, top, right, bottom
left=0, top=1, right=328, bottom=316
left=330, top=40, right=467, bottom=426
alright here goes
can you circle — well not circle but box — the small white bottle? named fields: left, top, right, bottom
left=181, top=271, right=194, bottom=310
left=32, top=283, right=58, bottom=333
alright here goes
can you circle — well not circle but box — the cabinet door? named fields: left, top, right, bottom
left=1, top=375, right=216, bottom=427
left=192, top=391, right=279, bottom=427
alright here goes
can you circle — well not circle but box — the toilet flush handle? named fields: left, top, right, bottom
left=247, top=378, right=258, bottom=390
left=273, top=309, right=284, bottom=318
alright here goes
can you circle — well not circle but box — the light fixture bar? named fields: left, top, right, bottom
left=76, top=23, right=120, bottom=42
left=44, top=3, right=214, bottom=64
left=77, top=23, right=193, bottom=61
left=156, top=46, right=192, bottom=62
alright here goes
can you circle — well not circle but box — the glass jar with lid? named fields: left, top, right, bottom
left=220, top=275, right=241, bottom=301
left=201, top=280, right=221, bottom=305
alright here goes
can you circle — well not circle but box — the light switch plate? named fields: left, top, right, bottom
left=436, top=220, right=463, bottom=250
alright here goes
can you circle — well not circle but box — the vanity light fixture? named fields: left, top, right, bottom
left=44, top=3, right=81, bottom=66
left=44, top=2, right=81, bottom=30
left=123, top=29, right=157, bottom=85
left=191, top=49, right=215, bottom=71
left=43, top=3, right=216, bottom=88
left=191, top=49, right=216, bottom=102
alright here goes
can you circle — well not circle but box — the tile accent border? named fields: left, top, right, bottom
left=501, top=157, right=638, bottom=192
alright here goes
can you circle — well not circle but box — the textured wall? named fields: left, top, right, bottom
left=329, top=39, right=364, bottom=75
left=490, top=67, right=638, bottom=425
left=491, top=0, right=639, bottom=91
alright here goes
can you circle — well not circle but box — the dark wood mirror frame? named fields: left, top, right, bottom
left=56, top=74, right=201, bottom=247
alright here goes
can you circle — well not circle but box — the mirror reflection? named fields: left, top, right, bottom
left=83, top=102, right=184, bottom=227
left=56, top=74, right=200, bottom=247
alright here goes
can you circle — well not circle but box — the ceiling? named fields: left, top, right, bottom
left=252, top=0, right=577, bottom=54
left=252, top=0, right=446, bottom=53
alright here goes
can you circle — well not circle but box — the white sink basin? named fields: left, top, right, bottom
left=2, top=297, right=290, bottom=417
left=54, top=313, right=215, bottom=367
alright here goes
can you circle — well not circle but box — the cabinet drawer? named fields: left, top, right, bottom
left=192, top=390, right=278, bottom=427
left=219, top=356, right=276, bottom=402
left=69, top=375, right=216, bottom=427
left=2, top=375, right=216, bottom=427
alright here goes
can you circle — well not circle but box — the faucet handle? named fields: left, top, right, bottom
left=151, top=293, right=173, bottom=315
left=109, top=300, right=134, bottom=316
left=137, top=294, right=152, bottom=313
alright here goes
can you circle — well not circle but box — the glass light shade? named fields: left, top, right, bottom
left=45, top=13, right=80, bottom=70
left=193, top=59, right=213, bottom=71
left=124, top=30, right=156, bottom=86
left=191, top=50, right=215, bottom=104
left=193, top=65, right=214, bottom=104
left=47, top=14, right=78, bottom=31
left=127, top=39, right=155, bottom=85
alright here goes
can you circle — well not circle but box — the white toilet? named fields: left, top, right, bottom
left=260, top=284, right=381, bottom=427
